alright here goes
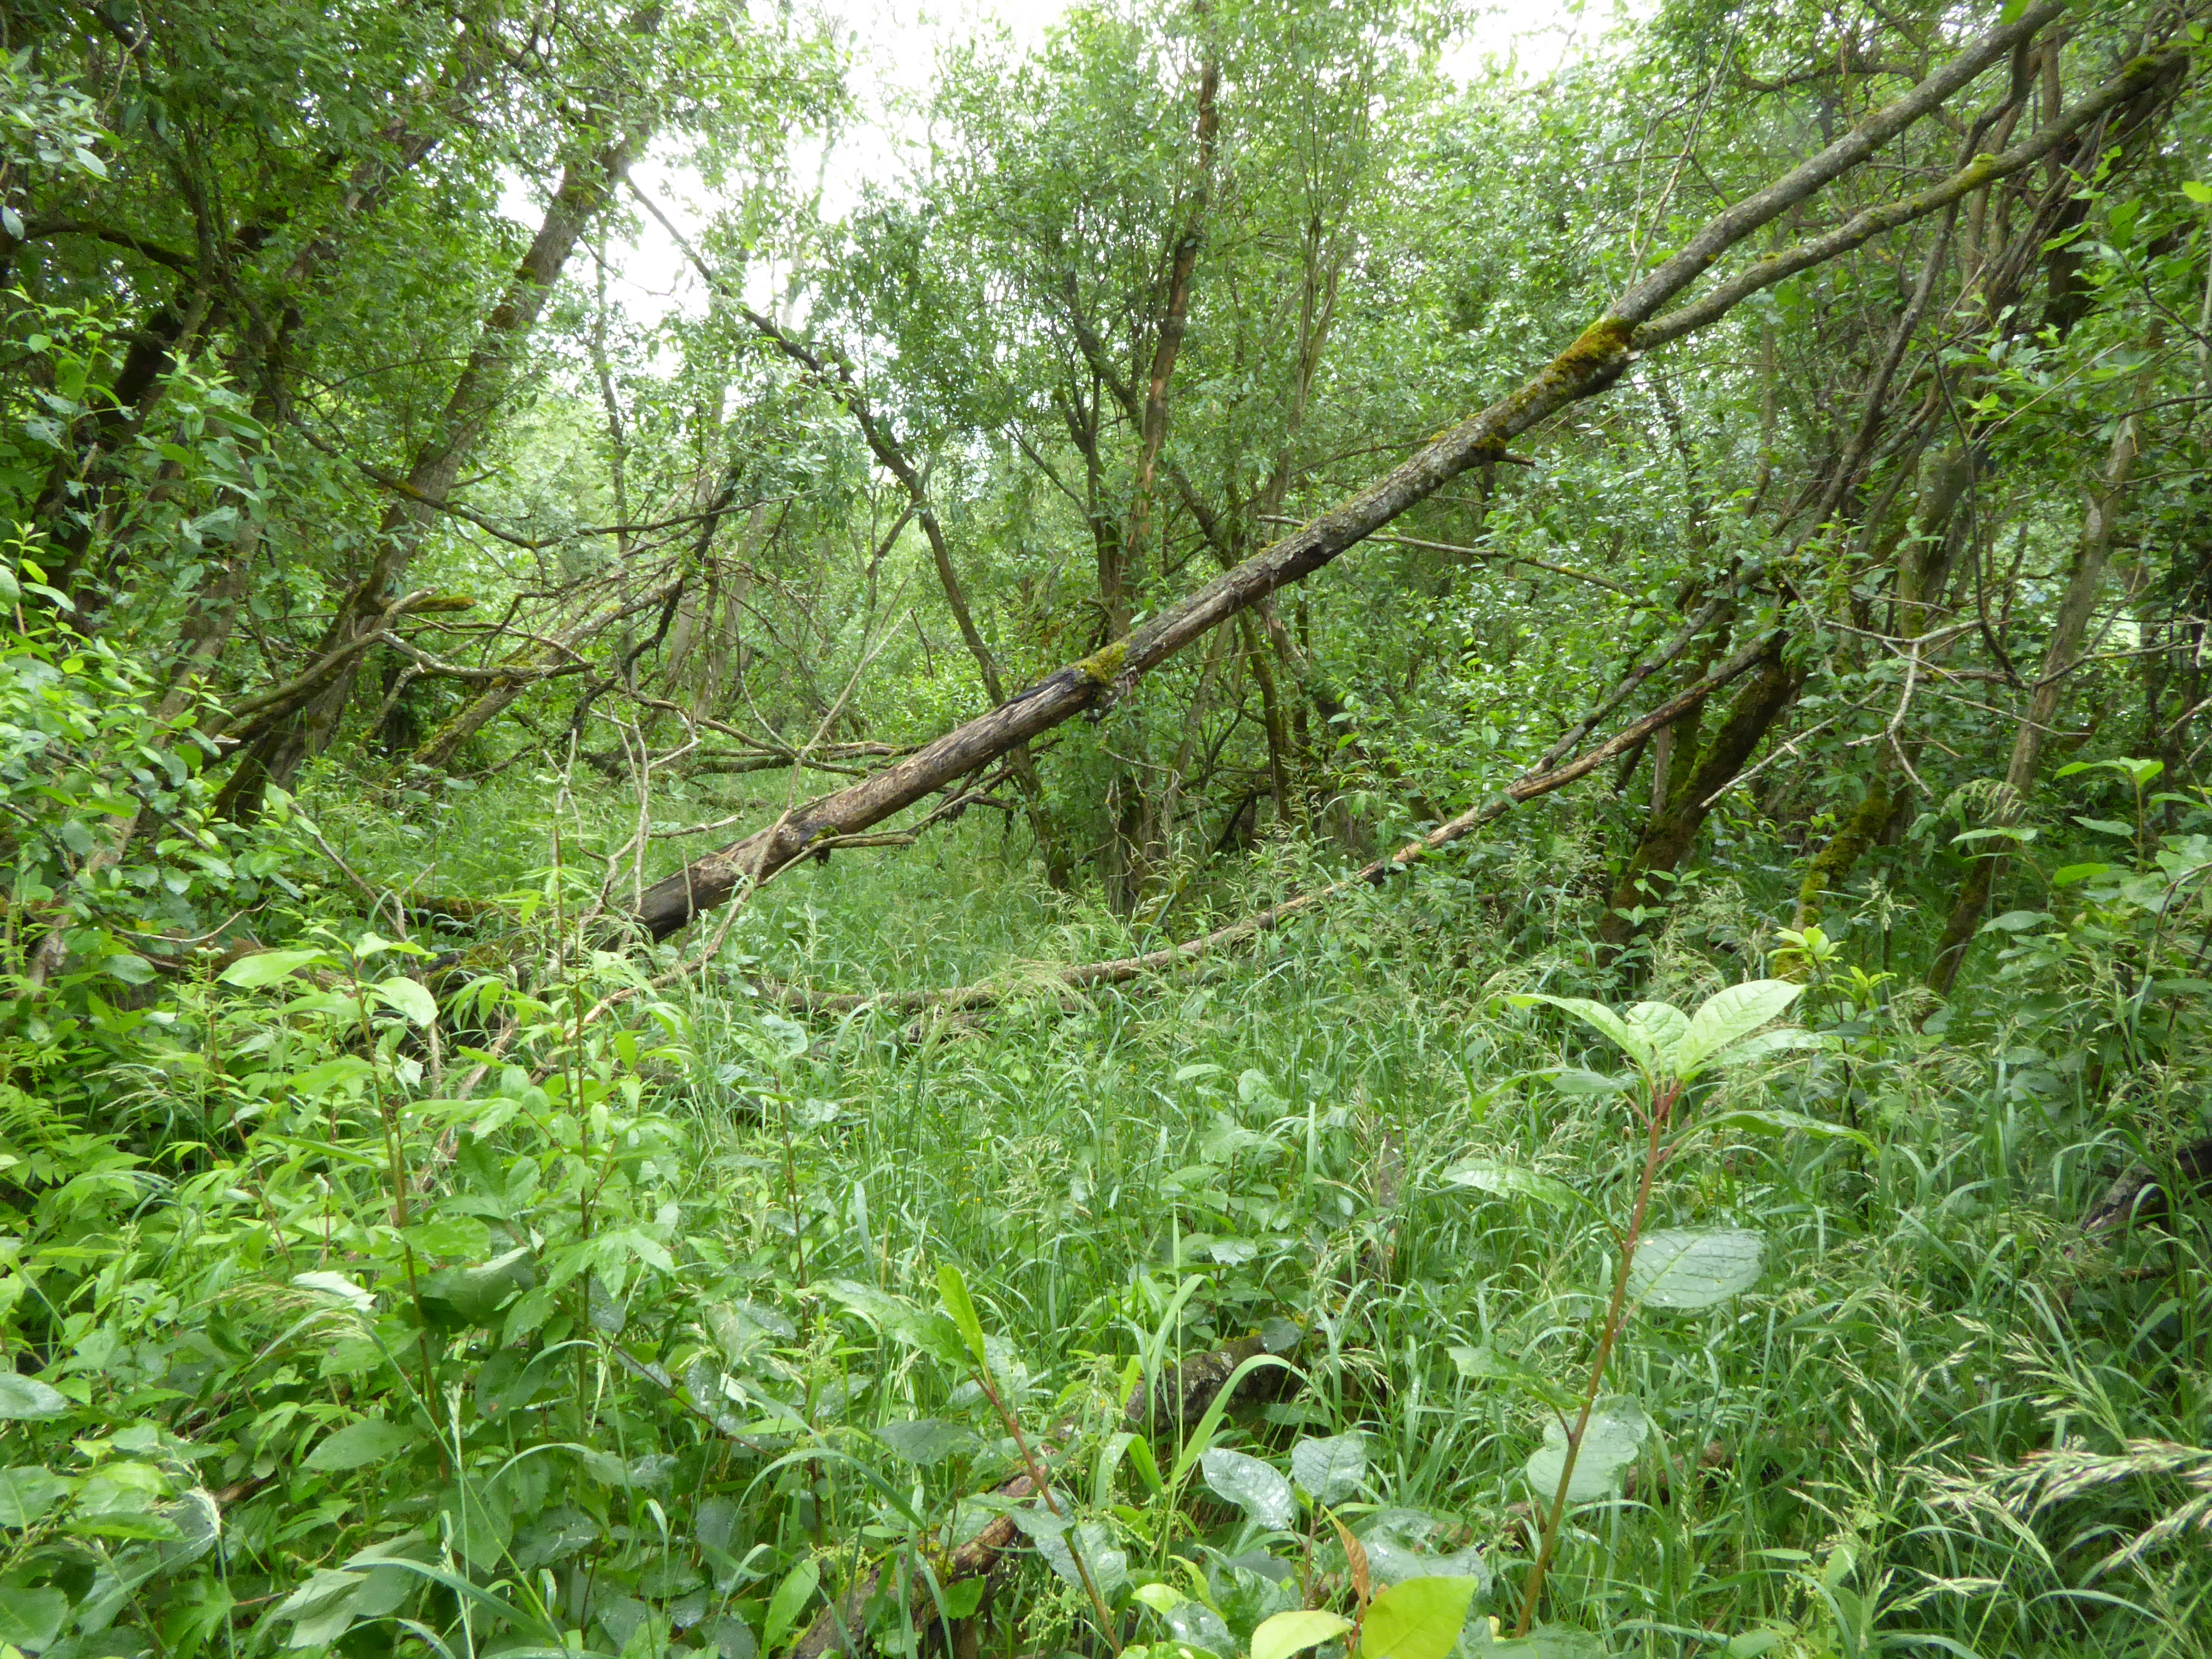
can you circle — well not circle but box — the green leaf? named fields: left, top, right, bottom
left=216, top=947, right=331, bottom=987
left=1199, top=1448, right=1295, bottom=1528
left=373, top=976, right=438, bottom=1026
left=0, top=1372, right=69, bottom=1420
left=1446, top=1346, right=1575, bottom=1410
left=292, top=1270, right=374, bottom=1312
left=290, top=1056, right=375, bottom=1097
left=305, top=1419, right=420, bottom=1472
left=1708, top=1029, right=1820, bottom=1069
left=1506, top=993, right=1656, bottom=1070
left=0, top=1465, right=71, bottom=1527
left=1673, top=980, right=1803, bottom=1076
left=1360, top=1576, right=1481, bottom=1659
left=0, top=1587, right=70, bottom=1650
left=1358, top=1509, right=1490, bottom=1588
left=2052, top=863, right=2114, bottom=888
left=1627, top=1228, right=1763, bottom=1309
left=1251, top=1610, right=1352, bottom=1659
left=822, top=1279, right=968, bottom=1365
left=939, top=1578, right=985, bottom=1619
left=1952, top=826, right=2036, bottom=846
left=936, top=1261, right=989, bottom=1369
left=1524, top=1395, right=1649, bottom=1503
left=1471, top=1626, right=1608, bottom=1658
left=1701, top=1109, right=1874, bottom=1153
left=759, top=1013, right=811, bottom=1062
left=1442, top=1162, right=1577, bottom=1211
left=1034, top=1519, right=1128, bottom=1598
left=422, top=1249, right=534, bottom=1326
left=587, top=1275, right=628, bottom=1334
left=1983, top=909, right=2053, bottom=933
left=1544, top=1068, right=1631, bottom=1097
left=1289, top=1432, right=1366, bottom=1504
left=876, top=1418, right=977, bottom=1465
left=436, top=1483, right=514, bottom=1571
left=764, top=1557, right=820, bottom=1654
left=1724, top=1631, right=1790, bottom=1658
left=274, top=1566, right=367, bottom=1647
left=2059, top=756, right=2164, bottom=786
left=2184, top=180, right=2212, bottom=204
left=2074, top=817, right=2132, bottom=838
left=1625, top=1001, right=1690, bottom=1067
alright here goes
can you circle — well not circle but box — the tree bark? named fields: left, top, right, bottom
left=757, top=634, right=1779, bottom=1015
left=1926, top=399, right=2146, bottom=995
left=1112, top=53, right=1219, bottom=637
left=216, top=95, right=652, bottom=820
left=621, top=3, right=2081, bottom=942
left=1597, top=647, right=1804, bottom=951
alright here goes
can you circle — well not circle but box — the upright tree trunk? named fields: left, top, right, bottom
left=1097, top=51, right=1219, bottom=907
left=1112, top=54, right=1219, bottom=638
left=1926, top=401, right=2146, bottom=994
left=1597, top=646, right=1802, bottom=954
left=216, top=108, right=650, bottom=820
left=1793, top=444, right=1982, bottom=924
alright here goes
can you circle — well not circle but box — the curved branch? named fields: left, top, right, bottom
left=23, top=217, right=197, bottom=274
left=1636, top=43, right=2186, bottom=349
left=762, top=633, right=1778, bottom=1016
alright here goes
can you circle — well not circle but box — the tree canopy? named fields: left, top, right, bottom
left=4, top=0, right=2212, bottom=1654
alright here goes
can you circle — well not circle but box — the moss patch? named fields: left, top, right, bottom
left=1077, top=639, right=1128, bottom=686
left=1793, top=776, right=1893, bottom=928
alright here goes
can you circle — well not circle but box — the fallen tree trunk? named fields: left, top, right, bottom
left=624, top=4, right=2131, bottom=944
left=756, top=633, right=1780, bottom=1015
left=2083, top=1135, right=2212, bottom=1235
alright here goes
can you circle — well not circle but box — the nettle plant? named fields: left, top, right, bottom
left=1480, top=980, right=1837, bottom=1639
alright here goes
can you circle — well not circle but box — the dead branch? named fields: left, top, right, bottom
left=755, top=633, right=1778, bottom=1016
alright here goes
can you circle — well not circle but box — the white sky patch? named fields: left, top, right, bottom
left=503, top=0, right=1614, bottom=329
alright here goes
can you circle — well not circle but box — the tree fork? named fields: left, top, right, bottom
left=624, top=1, right=2080, bottom=942
left=1597, top=647, right=1806, bottom=953
left=743, top=634, right=1778, bottom=1016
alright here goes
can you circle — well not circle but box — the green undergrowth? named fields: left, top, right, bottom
left=4, top=824, right=2211, bottom=1659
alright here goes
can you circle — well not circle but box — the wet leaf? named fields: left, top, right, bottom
left=1628, top=1229, right=1763, bottom=1309
left=876, top=1417, right=977, bottom=1465
left=305, top=1419, right=420, bottom=1472
left=1200, top=1448, right=1295, bottom=1528
left=0, top=1373, right=68, bottom=1420
left=1290, top=1432, right=1366, bottom=1504
left=1524, top=1395, right=1650, bottom=1503
left=1442, top=1162, right=1576, bottom=1211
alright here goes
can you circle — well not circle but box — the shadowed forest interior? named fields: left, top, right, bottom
left=3, top=0, right=2212, bottom=1655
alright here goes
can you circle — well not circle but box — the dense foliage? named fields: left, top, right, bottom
left=3, top=1, right=2212, bottom=1657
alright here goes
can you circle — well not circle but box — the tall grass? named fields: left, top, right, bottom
left=573, top=823, right=2212, bottom=1659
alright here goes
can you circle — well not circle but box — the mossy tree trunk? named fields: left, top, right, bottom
left=1597, top=647, right=1804, bottom=955
left=214, top=83, right=654, bottom=821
